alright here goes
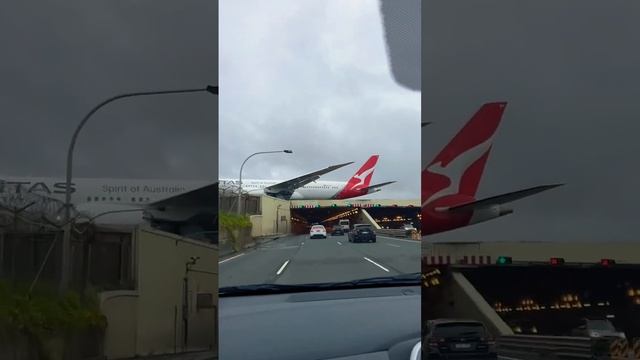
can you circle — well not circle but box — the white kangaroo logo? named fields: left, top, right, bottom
left=350, top=166, right=375, bottom=190
left=422, top=135, right=495, bottom=208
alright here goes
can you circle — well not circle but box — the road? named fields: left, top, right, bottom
left=219, top=234, right=420, bottom=287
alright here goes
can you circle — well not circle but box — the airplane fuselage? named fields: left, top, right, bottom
left=219, top=178, right=379, bottom=200
left=0, top=177, right=210, bottom=224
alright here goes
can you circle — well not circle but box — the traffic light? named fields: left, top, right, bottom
left=375, top=204, right=381, bottom=207
left=550, top=257, right=565, bottom=266
left=600, top=258, right=616, bottom=267
left=496, top=256, right=512, bottom=265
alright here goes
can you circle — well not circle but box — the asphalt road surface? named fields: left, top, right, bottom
left=219, top=234, right=420, bottom=287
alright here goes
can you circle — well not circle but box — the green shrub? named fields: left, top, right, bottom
left=219, top=212, right=252, bottom=241
left=0, top=280, right=107, bottom=354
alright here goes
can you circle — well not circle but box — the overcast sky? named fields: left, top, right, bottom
left=0, top=0, right=217, bottom=181
left=219, top=0, right=420, bottom=200
left=423, top=0, right=640, bottom=242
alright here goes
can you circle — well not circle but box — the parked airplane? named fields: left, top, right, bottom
left=0, top=177, right=217, bottom=237
left=422, top=102, right=563, bottom=236
left=219, top=155, right=395, bottom=201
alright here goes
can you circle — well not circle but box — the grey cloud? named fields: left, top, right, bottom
left=1, top=0, right=217, bottom=180
left=220, top=0, right=420, bottom=200
left=423, top=0, right=640, bottom=241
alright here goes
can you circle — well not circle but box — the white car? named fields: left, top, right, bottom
left=309, top=225, right=327, bottom=239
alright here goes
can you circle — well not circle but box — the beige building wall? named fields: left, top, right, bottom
left=100, top=291, right=138, bottom=359
left=100, top=226, right=218, bottom=359
left=256, top=196, right=290, bottom=236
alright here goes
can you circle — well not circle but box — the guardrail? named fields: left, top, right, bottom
left=374, top=229, right=420, bottom=240
left=497, top=334, right=610, bottom=359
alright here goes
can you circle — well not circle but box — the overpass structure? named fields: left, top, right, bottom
left=289, top=199, right=420, bottom=234
left=423, top=241, right=640, bottom=265
left=423, top=240, right=640, bottom=355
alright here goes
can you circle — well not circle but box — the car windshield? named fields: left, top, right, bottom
left=587, top=320, right=616, bottom=331
left=218, top=0, right=420, bottom=292
left=432, top=323, right=487, bottom=338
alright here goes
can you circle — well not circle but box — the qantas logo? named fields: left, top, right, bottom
left=422, top=134, right=494, bottom=207
left=0, top=180, right=76, bottom=195
left=349, top=167, right=375, bottom=190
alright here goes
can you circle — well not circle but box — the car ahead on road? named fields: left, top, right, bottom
left=348, top=224, right=376, bottom=243
left=570, top=318, right=626, bottom=340
left=309, top=225, right=327, bottom=239
left=423, top=319, right=497, bottom=359
left=331, top=226, right=344, bottom=236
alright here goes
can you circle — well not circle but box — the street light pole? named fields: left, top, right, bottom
left=237, top=150, right=292, bottom=215
left=59, top=85, right=218, bottom=293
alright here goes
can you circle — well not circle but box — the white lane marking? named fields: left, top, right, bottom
left=276, top=260, right=290, bottom=275
left=379, top=235, right=420, bottom=244
left=219, top=253, right=245, bottom=264
left=363, top=257, right=390, bottom=272
left=337, top=241, right=343, bottom=245
left=260, top=245, right=298, bottom=250
left=386, top=243, right=400, bottom=248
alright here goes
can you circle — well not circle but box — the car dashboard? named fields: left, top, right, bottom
left=219, top=285, right=421, bottom=360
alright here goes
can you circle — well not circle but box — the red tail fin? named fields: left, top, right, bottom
left=422, top=102, right=507, bottom=207
left=335, top=155, right=379, bottom=199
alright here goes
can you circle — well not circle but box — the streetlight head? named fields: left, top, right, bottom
left=206, top=85, right=218, bottom=95
left=284, top=149, right=293, bottom=153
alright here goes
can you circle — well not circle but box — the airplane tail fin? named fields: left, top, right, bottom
left=334, top=155, right=379, bottom=199
left=422, top=102, right=507, bottom=206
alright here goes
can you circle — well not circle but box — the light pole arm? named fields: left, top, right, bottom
left=64, top=88, right=211, bottom=217
left=60, top=86, right=215, bottom=293
left=237, top=150, right=291, bottom=215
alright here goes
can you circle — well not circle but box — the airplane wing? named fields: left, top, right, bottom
left=149, top=182, right=217, bottom=210
left=361, top=181, right=396, bottom=193
left=422, top=122, right=431, bottom=127
left=264, top=162, right=354, bottom=199
left=439, top=184, right=564, bottom=213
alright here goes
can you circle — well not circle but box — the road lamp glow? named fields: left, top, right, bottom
left=60, top=85, right=217, bottom=292
left=237, top=150, right=293, bottom=215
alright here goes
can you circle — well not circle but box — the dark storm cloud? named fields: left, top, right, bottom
left=0, top=0, right=217, bottom=180
left=423, top=0, right=640, bottom=241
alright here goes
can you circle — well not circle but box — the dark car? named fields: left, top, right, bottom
left=423, top=319, right=497, bottom=359
left=331, top=227, right=344, bottom=236
left=348, top=224, right=376, bottom=243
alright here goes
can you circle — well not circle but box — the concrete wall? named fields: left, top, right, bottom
left=256, top=196, right=290, bottom=237
left=290, top=199, right=419, bottom=207
left=100, top=291, right=138, bottom=359
left=426, top=241, right=640, bottom=264
left=249, top=215, right=263, bottom=238
left=356, top=208, right=381, bottom=229
left=424, top=270, right=513, bottom=337
left=100, top=226, right=218, bottom=359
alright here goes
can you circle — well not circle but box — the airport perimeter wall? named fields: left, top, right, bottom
left=100, top=227, right=218, bottom=359
left=219, top=195, right=290, bottom=257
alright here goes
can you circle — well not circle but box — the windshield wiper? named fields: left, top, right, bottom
left=219, top=272, right=421, bottom=296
